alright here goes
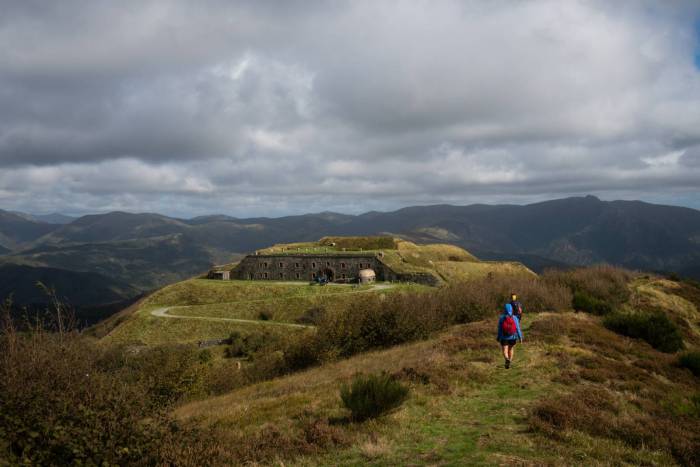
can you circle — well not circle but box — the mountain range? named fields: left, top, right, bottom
left=2, top=195, right=700, bottom=319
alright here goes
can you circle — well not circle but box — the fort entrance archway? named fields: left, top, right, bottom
left=322, top=268, right=335, bottom=282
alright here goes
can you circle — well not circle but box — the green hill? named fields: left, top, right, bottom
left=255, top=237, right=533, bottom=285
left=172, top=276, right=700, bottom=465
left=98, top=278, right=429, bottom=346
left=5, top=265, right=700, bottom=465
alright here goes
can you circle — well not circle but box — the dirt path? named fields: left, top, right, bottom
left=150, top=307, right=314, bottom=329
left=149, top=283, right=395, bottom=328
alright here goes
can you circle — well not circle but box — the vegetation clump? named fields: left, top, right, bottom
left=544, top=265, right=633, bottom=310
left=0, top=305, right=222, bottom=465
left=340, top=372, right=409, bottom=422
left=319, top=236, right=397, bottom=250
left=678, top=351, right=700, bottom=377
left=295, top=306, right=326, bottom=325
left=225, top=331, right=276, bottom=359
left=603, top=310, right=684, bottom=353
left=571, top=290, right=613, bottom=315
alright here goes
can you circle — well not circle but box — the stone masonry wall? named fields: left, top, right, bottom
left=231, top=254, right=399, bottom=282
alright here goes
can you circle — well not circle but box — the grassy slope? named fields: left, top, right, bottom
left=433, top=261, right=536, bottom=283
left=101, top=279, right=428, bottom=346
left=174, top=279, right=699, bottom=465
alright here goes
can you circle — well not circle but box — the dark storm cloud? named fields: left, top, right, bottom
left=1, top=0, right=700, bottom=216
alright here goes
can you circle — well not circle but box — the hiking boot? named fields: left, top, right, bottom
left=505, top=359, right=510, bottom=369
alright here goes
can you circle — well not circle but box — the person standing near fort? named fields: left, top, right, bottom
left=497, top=303, right=523, bottom=369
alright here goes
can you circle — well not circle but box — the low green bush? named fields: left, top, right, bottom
left=295, top=306, right=326, bottom=325
left=225, top=331, right=276, bottom=358
left=340, top=372, right=408, bottom=422
left=572, top=291, right=613, bottom=315
left=258, top=310, right=272, bottom=321
left=679, top=352, right=700, bottom=377
left=603, top=311, right=684, bottom=353
left=544, top=265, right=632, bottom=308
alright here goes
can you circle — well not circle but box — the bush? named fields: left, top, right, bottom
left=603, top=311, right=684, bottom=353
left=444, top=274, right=571, bottom=319
left=544, top=265, right=633, bottom=307
left=1, top=316, right=192, bottom=464
left=296, top=306, right=326, bottom=325
left=340, top=373, right=408, bottom=421
left=572, top=291, right=613, bottom=315
left=225, top=331, right=277, bottom=358
left=258, top=310, right=272, bottom=321
left=679, top=352, right=700, bottom=377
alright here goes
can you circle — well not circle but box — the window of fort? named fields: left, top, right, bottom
left=263, top=272, right=268, bottom=279
left=326, top=261, right=331, bottom=267
left=312, top=272, right=316, bottom=279
left=263, top=262, right=268, bottom=269
left=279, top=262, right=284, bottom=268
left=312, top=262, right=316, bottom=268
left=295, top=272, right=300, bottom=279
left=341, top=273, right=346, bottom=279
left=340, top=262, right=346, bottom=269
left=295, top=262, right=300, bottom=268
left=248, top=273, right=254, bottom=280
left=279, top=272, right=284, bottom=279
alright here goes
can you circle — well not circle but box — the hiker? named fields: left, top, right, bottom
left=510, top=292, right=524, bottom=322
left=497, top=303, right=523, bottom=369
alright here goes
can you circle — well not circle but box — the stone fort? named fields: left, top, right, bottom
left=231, top=253, right=396, bottom=283
left=211, top=237, right=442, bottom=285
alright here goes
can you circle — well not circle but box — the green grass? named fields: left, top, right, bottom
left=101, top=279, right=428, bottom=346
left=144, top=279, right=358, bottom=307
left=433, top=261, right=535, bottom=282
left=175, top=297, right=698, bottom=465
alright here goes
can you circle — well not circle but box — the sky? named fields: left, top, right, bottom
left=1, top=0, right=700, bottom=218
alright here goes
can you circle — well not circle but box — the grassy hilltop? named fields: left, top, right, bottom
left=97, top=279, right=428, bottom=346
left=98, top=238, right=533, bottom=346
left=253, top=236, right=534, bottom=284
left=3, top=256, right=700, bottom=465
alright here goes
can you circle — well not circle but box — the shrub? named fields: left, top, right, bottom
left=544, top=265, right=633, bottom=307
left=281, top=331, right=320, bottom=371
left=198, top=348, right=213, bottom=363
left=0, top=309, right=196, bottom=464
left=571, top=291, right=613, bottom=315
left=679, top=352, right=700, bottom=377
left=340, top=373, right=408, bottom=421
left=296, top=306, right=326, bottom=325
left=258, top=310, right=272, bottom=321
left=603, top=311, right=684, bottom=353
left=444, top=274, right=571, bottom=319
left=225, top=331, right=277, bottom=358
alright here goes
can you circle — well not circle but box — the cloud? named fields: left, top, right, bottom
left=1, top=0, right=700, bottom=216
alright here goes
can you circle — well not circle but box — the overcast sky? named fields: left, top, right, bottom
left=1, top=0, right=700, bottom=218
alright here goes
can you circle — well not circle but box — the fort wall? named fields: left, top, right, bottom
left=230, top=254, right=399, bottom=282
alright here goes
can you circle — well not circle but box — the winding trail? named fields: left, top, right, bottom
left=150, top=307, right=314, bottom=329
left=149, top=283, right=395, bottom=329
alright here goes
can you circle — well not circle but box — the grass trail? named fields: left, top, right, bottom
left=305, top=317, right=558, bottom=466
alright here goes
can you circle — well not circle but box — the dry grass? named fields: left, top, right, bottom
left=632, top=278, right=700, bottom=344
left=528, top=312, right=700, bottom=465
left=434, top=260, right=535, bottom=282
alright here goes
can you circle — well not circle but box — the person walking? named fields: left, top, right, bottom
left=510, top=292, right=524, bottom=323
left=497, top=303, right=523, bottom=369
